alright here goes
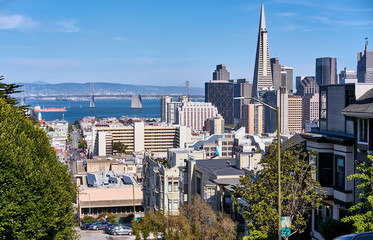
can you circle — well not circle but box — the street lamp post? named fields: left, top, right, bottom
left=234, top=96, right=282, bottom=240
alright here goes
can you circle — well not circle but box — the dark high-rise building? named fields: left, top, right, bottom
left=251, top=4, right=272, bottom=98
left=357, top=38, right=373, bottom=83
left=270, top=57, right=281, bottom=89
left=205, top=81, right=234, bottom=124
left=206, top=65, right=252, bottom=125
left=213, top=64, right=230, bottom=81
left=262, top=90, right=278, bottom=133
left=316, top=57, right=337, bottom=85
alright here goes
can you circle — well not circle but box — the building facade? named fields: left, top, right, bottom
left=316, top=57, right=337, bottom=85
left=242, top=104, right=263, bottom=135
left=281, top=66, right=294, bottom=92
left=287, top=95, right=303, bottom=133
left=301, top=83, right=373, bottom=240
left=270, top=57, right=281, bottom=90
left=92, top=122, right=192, bottom=155
left=296, top=76, right=319, bottom=97
left=302, top=93, right=319, bottom=130
left=213, top=64, right=230, bottom=81
left=357, top=39, right=373, bottom=83
left=178, top=102, right=219, bottom=132
left=339, top=67, right=357, bottom=84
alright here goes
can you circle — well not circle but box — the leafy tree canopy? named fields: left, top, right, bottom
left=0, top=98, right=78, bottom=239
left=133, top=196, right=236, bottom=240
left=342, top=155, right=373, bottom=232
left=234, top=141, right=325, bottom=240
left=113, top=141, right=129, bottom=154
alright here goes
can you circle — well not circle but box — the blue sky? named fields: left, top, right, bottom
left=1, top=0, right=372, bottom=88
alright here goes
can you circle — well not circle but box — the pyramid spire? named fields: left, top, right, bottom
left=260, top=4, right=267, bottom=31
left=251, top=4, right=273, bottom=99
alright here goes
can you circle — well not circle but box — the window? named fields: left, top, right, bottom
left=205, top=187, right=216, bottom=202
left=335, top=155, right=345, bottom=190
left=318, top=153, right=333, bottom=187
left=173, top=182, right=178, bottom=192
left=173, top=200, right=178, bottom=210
left=196, top=177, right=201, bottom=195
left=168, top=181, right=172, bottom=192
left=320, top=90, right=327, bottom=119
left=359, top=119, right=368, bottom=143
left=168, top=200, right=172, bottom=210
left=309, top=153, right=317, bottom=180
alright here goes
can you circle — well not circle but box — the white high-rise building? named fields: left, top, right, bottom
left=178, top=102, right=219, bottom=132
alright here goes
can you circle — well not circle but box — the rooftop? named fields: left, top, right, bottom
left=195, top=158, right=244, bottom=176
left=342, top=88, right=373, bottom=117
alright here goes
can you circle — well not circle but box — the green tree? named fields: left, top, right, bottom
left=180, top=196, right=236, bottom=240
left=68, top=123, right=73, bottom=133
left=234, top=142, right=325, bottom=240
left=133, top=196, right=235, bottom=240
left=78, top=141, right=86, bottom=149
left=0, top=99, right=78, bottom=239
left=342, top=155, right=373, bottom=232
left=132, top=210, right=192, bottom=240
left=113, top=141, right=128, bottom=154
left=0, top=76, right=29, bottom=113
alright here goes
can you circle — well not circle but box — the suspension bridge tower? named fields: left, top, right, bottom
left=89, top=82, right=96, bottom=108
left=186, top=80, right=190, bottom=98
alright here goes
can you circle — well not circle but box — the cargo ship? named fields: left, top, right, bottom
left=34, top=106, right=67, bottom=112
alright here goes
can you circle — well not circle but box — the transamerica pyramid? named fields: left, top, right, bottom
left=251, top=4, right=273, bottom=99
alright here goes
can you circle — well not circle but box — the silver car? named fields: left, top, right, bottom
left=109, top=226, right=133, bottom=235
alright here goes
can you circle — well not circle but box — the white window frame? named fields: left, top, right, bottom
left=358, top=118, right=369, bottom=145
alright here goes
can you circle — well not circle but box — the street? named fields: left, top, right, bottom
left=77, top=228, right=135, bottom=240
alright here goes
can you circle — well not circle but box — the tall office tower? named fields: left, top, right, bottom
left=278, top=87, right=289, bottom=134
left=316, top=57, right=337, bottom=85
left=339, top=67, right=357, bottom=84
left=288, top=95, right=303, bottom=133
left=295, top=76, right=319, bottom=96
left=233, top=78, right=252, bottom=123
left=281, top=66, right=294, bottom=92
left=270, top=58, right=281, bottom=89
left=206, top=65, right=250, bottom=125
left=357, top=38, right=373, bottom=83
left=161, top=96, right=173, bottom=122
left=213, top=64, right=230, bottom=81
left=205, top=81, right=234, bottom=124
left=296, top=76, right=315, bottom=90
left=242, top=104, right=263, bottom=135
left=302, top=93, right=319, bottom=130
left=251, top=4, right=273, bottom=99
left=262, top=90, right=278, bottom=133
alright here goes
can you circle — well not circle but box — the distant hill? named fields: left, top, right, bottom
left=16, top=82, right=204, bottom=96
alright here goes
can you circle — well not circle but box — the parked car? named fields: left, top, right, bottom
left=103, top=223, right=119, bottom=234
left=109, top=226, right=133, bottom=235
left=88, top=221, right=109, bottom=230
left=333, top=232, right=373, bottom=240
left=80, top=223, right=91, bottom=230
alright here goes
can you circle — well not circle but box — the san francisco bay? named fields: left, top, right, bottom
left=26, top=99, right=161, bottom=122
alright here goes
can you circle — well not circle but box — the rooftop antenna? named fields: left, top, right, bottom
left=89, top=82, right=95, bottom=108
